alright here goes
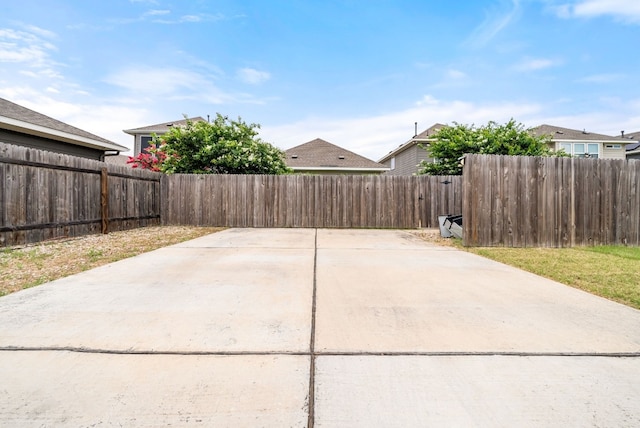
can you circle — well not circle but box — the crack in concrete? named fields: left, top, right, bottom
left=0, top=347, right=638, bottom=358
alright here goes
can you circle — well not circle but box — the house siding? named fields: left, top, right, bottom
left=552, top=141, right=628, bottom=160
left=385, top=144, right=431, bottom=176
left=601, top=144, right=626, bottom=159
left=0, top=128, right=105, bottom=160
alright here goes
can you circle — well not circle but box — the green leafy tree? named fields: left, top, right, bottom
left=418, top=119, right=558, bottom=175
left=136, top=115, right=290, bottom=174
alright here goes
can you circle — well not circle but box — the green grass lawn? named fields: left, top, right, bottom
left=460, top=244, right=640, bottom=310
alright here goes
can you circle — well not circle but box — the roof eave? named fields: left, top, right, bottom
left=1, top=115, right=128, bottom=152
left=552, top=138, right=635, bottom=144
left=123, top=128, right=169, bottom=135
left=378, top=138, right=431, bottom=163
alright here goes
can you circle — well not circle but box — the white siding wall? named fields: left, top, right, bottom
left=602, top=144, right=626, bottom=160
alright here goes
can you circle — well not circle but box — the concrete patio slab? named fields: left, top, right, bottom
left=0, top=246, right=314, bottom=352
left=314, top=355, right=640, bottom=427
left=1, top=228, right=639, bottom=426
left=0, top=351, right=309, bottom=427
left=314, top=230, right=640, bottom=353
left=174, top=227, right=316, bottom=249
left=317, top=228, right=437, bottom=250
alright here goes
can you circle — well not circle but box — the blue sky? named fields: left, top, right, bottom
left=1, top=0, right=639, bottom=160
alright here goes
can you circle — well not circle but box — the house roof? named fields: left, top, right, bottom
left=623, top=131, right=640, bottom=153
left=0, top=97, right=127, bottom=152
left=123, top=117, right=206, bottom=135
left=414, top=123, right=447, bottom=140
left=378, top=123, right=446, bottom=163
left=530, top=124, right=632, bottom=143
left=285, top=138, right=388, bottom=172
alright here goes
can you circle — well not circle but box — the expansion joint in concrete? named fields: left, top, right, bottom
left=307, top=228, right=319, bottom=428
left=2, top=347, right=638, bottom=359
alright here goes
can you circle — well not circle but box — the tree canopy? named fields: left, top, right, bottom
left=418, top=119, right=557, bottom=175
left=128, top=115, right=290, bottom=175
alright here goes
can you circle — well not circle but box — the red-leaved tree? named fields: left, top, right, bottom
left=126, top=142, right=169, bottom=172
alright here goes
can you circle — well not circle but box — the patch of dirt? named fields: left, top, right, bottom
left=411, top=228, right=458, bottom=247
left=0, top=226, right=223, bottom=297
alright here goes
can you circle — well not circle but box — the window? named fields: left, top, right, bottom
left=390, top=157, right=396, bottom=170
left=605, top=144, right=621, bottom=149
left=557, top=142, right=599, bottom=158
left=140, top=136, right=153, bottom=153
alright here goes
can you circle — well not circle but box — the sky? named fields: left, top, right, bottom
left=1, top=0, right=639, bottom=161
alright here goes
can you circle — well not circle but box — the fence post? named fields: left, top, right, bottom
left=101, top=167, right=109, bottom=234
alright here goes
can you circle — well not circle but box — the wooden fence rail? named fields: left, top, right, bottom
left=462, top=154, right=640, bottom=247
left=0, top=143, right=161, bottom=247
left=161, top=174, right=462, bottom=229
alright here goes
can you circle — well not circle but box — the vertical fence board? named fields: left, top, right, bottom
left=0, top=143, right=160, bottom=247
left=462, top=154, right=640, bottom=247
left=161, top=173, right=461, bottom=229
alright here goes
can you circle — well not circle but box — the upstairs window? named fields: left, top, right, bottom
left=140, top=136, right=153, bottom=153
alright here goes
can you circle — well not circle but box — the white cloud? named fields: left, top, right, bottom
left=237, top=68, right=271, bottom=85
left=0, top=25, right=64, bottom=86
left=150, top=12, right=225, bottom=25
left=261, top=94, right=640, bottom=162
left=104, top=66, right=267, bottom=105
left=577, top=73, right=625, bottom=83
left=0, top=87, right=143, bottom=152
left=113, top=9, right=223, bottom=25
left=465, top=0, right=522, bottom=47
left=447, top=69, right=467, bottom=79
left=179, top=15, right=202, bottom=23
left=144, top=9, right=170, bottom=16
left=261, top=95, right=543, bottom=161
left=555, top=0, right=640, bottom=23
left=0, top=27, right=57, bottom=67
left=21, top=25, right=57, bottom=39
left=512, top=57, right=560, bottom=72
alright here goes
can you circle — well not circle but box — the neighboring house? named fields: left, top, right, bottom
left=124, top=116, right=205, bottom=156
left=285, top=138, right=389, bottom=175
left=623, top=131, right=640, bottom=160
left=0, top=97, right=127, bottom=161
left=530, top=124, right=634, bottom=160
left=378, top=123, right=445, bottom=175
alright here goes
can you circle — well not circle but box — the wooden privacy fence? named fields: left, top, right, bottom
left=161, top=174, right=462, bottom=229
left=462, top=154, right=640, bottom=247
left=0, top=143, right=161, bottom=247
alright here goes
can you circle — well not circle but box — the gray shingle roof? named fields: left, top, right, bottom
left=0, top=97, right=126, bottom=151
left=414, top=123, right=447, bottom=140
left=530, top=124, right=630, bottom=142
left=285, top=138, right=387, bottom=170
left=623, top=131, right=640, bottom=152
left=123, top=117, right=206, bottom=135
